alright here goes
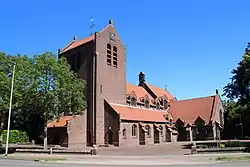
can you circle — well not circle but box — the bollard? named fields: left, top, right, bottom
left=191, top=143, right=197, bottom=154
left=91, top=145, right=97, bottom=155
left=49, top=148, right=53, bottom=155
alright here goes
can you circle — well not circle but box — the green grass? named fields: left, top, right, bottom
left=215, top=156, right=250, bottom=162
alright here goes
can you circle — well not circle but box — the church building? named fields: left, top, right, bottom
left=47, top=20, right=225, bottom=148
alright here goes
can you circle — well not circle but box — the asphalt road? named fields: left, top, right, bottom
left=0, top=159, right=250, bottom=167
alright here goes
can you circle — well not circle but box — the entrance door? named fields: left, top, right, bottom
left=154, top=127, right=160, bottom=143
left=139, top=126, right=145, bottom=145
left=108, top=129, right=113, bottom=145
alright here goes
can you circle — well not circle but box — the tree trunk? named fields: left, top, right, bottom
left=43, top=123, right=47, bottom=150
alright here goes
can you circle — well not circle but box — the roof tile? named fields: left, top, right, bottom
left=145, top=83, right=174, bottom=100
left=47, top=116, right=73, bottom=128
left=169, top=96, right=216, bottom=125
left=110, top=104, right=167, bottom=123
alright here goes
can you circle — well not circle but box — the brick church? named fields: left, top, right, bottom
left=47, top=20, right=225, bottom=148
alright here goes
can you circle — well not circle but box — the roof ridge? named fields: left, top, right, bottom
left=61, top=40, right=76, bottom=52
left=173, top=95, right=216, bottom=102
left=109, top=102, right=168, bottom=112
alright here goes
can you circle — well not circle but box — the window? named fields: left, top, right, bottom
left=156, top=102, right=161, bottom=110
left=107, top=43, right=112, bottom=66
left=169, top=119, right=173, bottom=126
left=131, top=97, right=137, bottom=106
left=145, top=125, right=151, bottom=137
left=113, top=46, right=117, bottom=68
left=132, top=124, right=137, bottom=137
left=122, top=128, right=126, bottom=139
left=145, top=99, right=150, bottom=108
left=159, top=125, right=163, bottom=136
left=163, top=100, right=169, bottom=110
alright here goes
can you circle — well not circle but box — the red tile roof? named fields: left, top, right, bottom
left=61, top=35, right=94, bottom=54
left=126, top=83, right=154, bottom=104
left=47, top=116, right=73, bottom=128
left=169, top=95, right=219, bottom=125
left=145, top=83, right=174, bottom=100
left=110, top=104, right=168, bottom=123
left=60, top=24, right=112, bottom=54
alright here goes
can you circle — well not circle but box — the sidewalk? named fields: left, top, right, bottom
left=1, top=152, right=250, bottom=165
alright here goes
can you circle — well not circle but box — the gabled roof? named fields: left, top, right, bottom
left=47, top=116, right=73, bottom=128
left=126, top=83, right=154, bottom=104
left=110, top=103, right=168, bottom=123
left=145, top=83, right=174, bottom=100
left=169, top=95, right=220, bottom=126
left=59, top=23, right=112, bottom=54
left=60, top=35, right=94, bottom=54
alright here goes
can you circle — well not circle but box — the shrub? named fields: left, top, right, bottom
left=224, top=141, right=244, bottom=147
left=197, top=144, right=208, bottom=149
left=2, top=130, right=29, bottom=144
left=220, top=144, right=225, bottom=148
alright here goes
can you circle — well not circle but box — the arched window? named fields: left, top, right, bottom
left=163, top=100, right=169, bottom=110
left=107, top=43, right=112, bottom=66
left=132, top=124, right=137, bottom=136
left=145, top=99, right=150, bottom=108
left=131, top=97, right=137, bottom=106
left=145, top=125, right=151, bottom=137
left=159, top=125, right=163, bottom=136
left=113, top=46, right=117, bottom=68
left=122, top=128, right=126, bottom=139
left=156, top=102, right=161, bottom=110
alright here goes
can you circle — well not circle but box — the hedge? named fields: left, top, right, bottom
left=1, top=130, right=29, bottom=144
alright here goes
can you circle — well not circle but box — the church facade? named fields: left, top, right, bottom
left=47, top=20, right=225, bottom=148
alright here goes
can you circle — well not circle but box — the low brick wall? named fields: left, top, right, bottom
left=194, top=147, right=247, bottom=154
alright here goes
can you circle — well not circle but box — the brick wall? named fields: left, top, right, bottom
left=120, top=122, right=139, bottom=147
left=67, top=113, right=87, bottom=148
left=95, top=23, right=126, bottom=146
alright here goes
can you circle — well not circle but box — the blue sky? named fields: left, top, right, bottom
left=1, top=0, right=249, bottom=100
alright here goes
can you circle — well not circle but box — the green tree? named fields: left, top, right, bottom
left=33, top=52, right=86, bottom=149
left=0, top=52, right=86, bottom=149
left=0, top=53, right=36, bottom=146
left=223, top=43, right=250, bottom=138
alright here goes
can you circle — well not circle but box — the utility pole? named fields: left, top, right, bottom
left=5, top=61, right=16, bottom=156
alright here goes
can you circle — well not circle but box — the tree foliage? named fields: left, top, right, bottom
left=223, top=44, right=250, bottom=139
left=0, top=52, right=87, bottom=148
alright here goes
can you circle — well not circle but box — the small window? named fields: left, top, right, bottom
left=107, top=43, right=112, bottom=66
left=145, top=125, right=151, bottom=138
left=156, top=102, right=161, bottom=110
left=163, top=100, right=168, bottom=110
left=169, top=119, right=173, bottom=126
left=122, top=128, right=126, bottom=139
left=159, top=125, right=163, bottom=136
left=132, top=124, right=137, bottom=137
left=131, top=97, right=137, bottom=106
left=145, top=100, right=150, bottom=108
left=113, top=46, right=117, bottom=68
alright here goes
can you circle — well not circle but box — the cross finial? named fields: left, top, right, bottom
left=90, top=17, right=95, bottom=35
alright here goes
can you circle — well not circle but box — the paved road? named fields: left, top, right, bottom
left=0, top=159, right=250, bottom=167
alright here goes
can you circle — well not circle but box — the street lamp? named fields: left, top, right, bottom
left=5, top=61, right=16, bottom=156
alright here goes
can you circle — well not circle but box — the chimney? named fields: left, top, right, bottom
left=216, top=89, right=219, bottom=94
left=139, top=72, right=145, bottom=86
